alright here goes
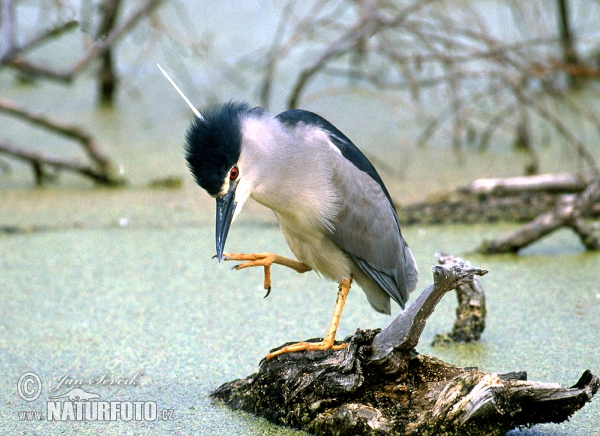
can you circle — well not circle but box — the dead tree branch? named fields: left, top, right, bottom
left=432, top=252, right=487, bottom=345
left=5, top=0, right=164, bottom=82
left=0, top=97, right=112, bottom=170
left=0, top=1, right=165, bottom=186
left=96, top=0, right=123, bottom=104
left=0, top=20, right=79, bottom=64
left=259, top=0, right=600, bottom=174
left=368, top=256, right=488, bottom=373
left=0, top=140, right=122, bottom=185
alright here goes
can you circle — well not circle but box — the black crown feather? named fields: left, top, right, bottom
left=184, top=101, right=250, bottom=196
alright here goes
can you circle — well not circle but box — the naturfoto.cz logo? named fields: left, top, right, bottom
left=17, top=371, right=175, bottom=422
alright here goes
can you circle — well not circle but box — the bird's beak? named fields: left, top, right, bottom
left=215, top=181, right=238, bottom=262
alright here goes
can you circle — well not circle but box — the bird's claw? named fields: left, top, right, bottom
left=220, top=252, right=310, bottom=299
left=221, top=252, right=274, bottom=293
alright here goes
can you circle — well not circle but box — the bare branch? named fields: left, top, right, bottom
left=7, top=0, right=164, bottom=82
left=0, top=97, right=111, bottom=171
left=96, top=0, right=123, bottom=104
left=432, top=252, right=487, bottom=345
left=479, top=177, right=600, bottom=253
left=261, top=0, right=600, bottom=174
left=0, top=20, right=79, bottom=64
left=369, top=258, right=488, bottom=368
left=506, top=78, right=599, bottom=172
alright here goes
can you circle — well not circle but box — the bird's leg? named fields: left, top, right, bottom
left=265, top=278, right=352, bottom=360
left=222, top=252, right=312, bottom=293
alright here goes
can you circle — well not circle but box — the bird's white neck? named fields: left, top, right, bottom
left=239, top=116, right=340, bottom=229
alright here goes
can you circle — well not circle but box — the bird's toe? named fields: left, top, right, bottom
left=265, top=340, right=348, bottom=360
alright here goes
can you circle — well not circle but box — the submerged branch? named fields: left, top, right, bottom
left=0, top=140, right=124, bottom=186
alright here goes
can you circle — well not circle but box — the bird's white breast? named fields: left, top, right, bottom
left=273, top=209, right=352, bottom=281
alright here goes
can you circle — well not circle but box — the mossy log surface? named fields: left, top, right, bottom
left=213, top=260, right=598, bottom=435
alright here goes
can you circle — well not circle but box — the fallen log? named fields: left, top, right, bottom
left=479, top=177, right=600, bottom=253
left=212, top=258, right=597, bottom=435
left=461, top=172, right=595, bottom=196
left=396, top=172, right=600, bottom=225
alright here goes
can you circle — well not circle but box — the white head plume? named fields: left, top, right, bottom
left=157, top=64, right=204, bottom=120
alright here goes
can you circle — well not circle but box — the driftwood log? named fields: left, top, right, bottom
left=463, top=173, right=596, bottom=196
left=478, top=175, right=600, bottom=253
left=212, top=259, right=598, bottom=435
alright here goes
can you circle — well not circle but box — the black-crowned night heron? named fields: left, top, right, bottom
left=182, top=101, right=418, bottom=360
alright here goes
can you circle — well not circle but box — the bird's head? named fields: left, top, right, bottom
left=185, top=101, right=259, bottom=262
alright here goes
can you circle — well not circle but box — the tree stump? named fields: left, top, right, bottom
left=212, top=259, right=598, bottom=435
left=432, top=252, right=486, bottom=345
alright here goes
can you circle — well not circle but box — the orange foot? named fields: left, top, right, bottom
left=222, top=252, right=311, bottom=296
left=266, top=340, right=348, bottom=360
left=266, top=278, right=352, bottom=360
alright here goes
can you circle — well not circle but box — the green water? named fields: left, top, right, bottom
left=1, top=201, right=599, bottom=435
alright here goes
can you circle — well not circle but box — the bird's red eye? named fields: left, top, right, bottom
left=229, top=167, right=239, bottom=180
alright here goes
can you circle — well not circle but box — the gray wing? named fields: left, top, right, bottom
left=330, top=164, right=418, bottom=308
